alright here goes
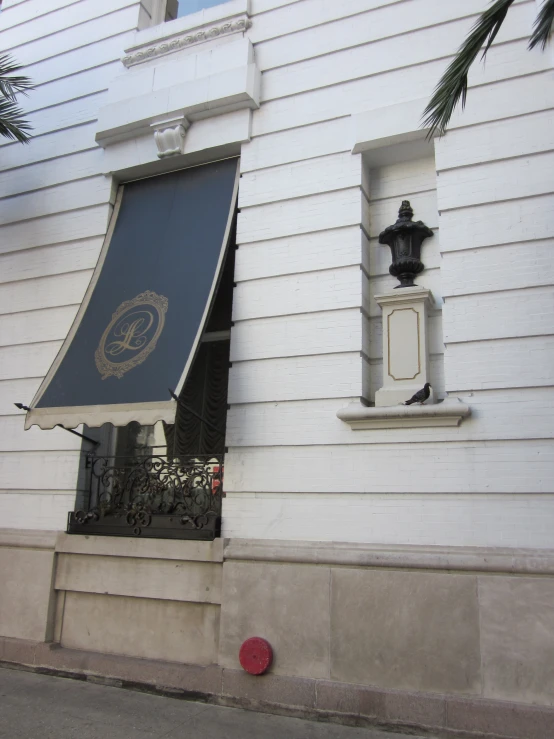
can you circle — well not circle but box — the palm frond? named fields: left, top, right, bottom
left=0, top=97, right=33, bottom=143
left=0, top=53, right=34, bottom=101
left=422, top=0, right=515, bottom=139
left=529, top=0, right=554, bottom=50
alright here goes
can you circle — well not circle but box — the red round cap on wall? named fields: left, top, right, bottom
left=239, top=637, right=273, bottom=675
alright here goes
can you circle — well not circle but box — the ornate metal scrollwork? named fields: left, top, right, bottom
left=68, top=454, right=223, bottom=541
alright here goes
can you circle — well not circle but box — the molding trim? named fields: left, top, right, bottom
left=337, top=398, right=471, bottom=429
left=0, top=529, right=58, bottom=550
left=122, top=16, right=252, bottom=67
left=224, top=538, right=554, bottom=575
left=55, top=532, right=223, bottom=562
left=374, top=286, right=435, bottom=308
left=387, top=307, right=420, bottom=380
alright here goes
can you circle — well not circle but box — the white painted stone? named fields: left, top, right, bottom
left=151, top=115, right=188, bottom=157
left=352, top=97, right=436, bottom=155
left=125, top=0, right=250, bottom=51
left=96, top=31, right=260, bottom=147
left=101, top=108, right=251, bottom=178
left=0, top=0, right=553, bottom=554
left=374, top=287, right=435, bottom=406
left=337, top=398, right=470, bottom=430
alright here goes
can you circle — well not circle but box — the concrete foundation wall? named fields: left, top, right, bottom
left=0, top=529, right=56, bottom=641
left=2, top=530, right=554, bottom=737
left=3, top=529, right=554, bottom=711
left=1, top=530, right=225, bottom=666
left=220, top=539, right=554, bottom=709
left=52, top=534, right=224, bottom=666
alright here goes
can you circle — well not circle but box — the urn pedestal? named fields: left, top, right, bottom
left=374, top=287, right=435, bottom=407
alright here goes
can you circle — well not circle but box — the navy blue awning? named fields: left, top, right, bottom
left=26, top=158, right=239, bottom=430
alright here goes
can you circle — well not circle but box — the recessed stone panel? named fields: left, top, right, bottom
left=388, top=307, right=420, bottom=380
left=61, top=591, right=219, bottom=665
left=479, top=575, right=554, bottom=705
left=219, top=561, right=331, bottom=679
left=330, top=568, right=481, bottom=694
left=0, top=547, right=55, bottom=641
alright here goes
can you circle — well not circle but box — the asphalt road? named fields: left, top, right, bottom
left=0, top=666, right=427, bottom=739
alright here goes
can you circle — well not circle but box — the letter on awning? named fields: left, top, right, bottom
left=25, top=158, right=239, bottom=430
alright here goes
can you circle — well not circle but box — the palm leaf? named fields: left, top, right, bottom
left=529, top=0, right=554, bottom=50
left=422, top=0, right=515, bottom=139
left=0, top=97, right=33, bottom=143
left=0, top=53, right=34, bottom=101
left=0, top=53, right=33, bottom=143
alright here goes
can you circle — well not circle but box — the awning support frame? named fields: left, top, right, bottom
left=167, top=388, right=225, bottom=436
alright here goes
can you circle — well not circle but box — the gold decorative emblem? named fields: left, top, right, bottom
left=95, top=291, right=168, bottom=380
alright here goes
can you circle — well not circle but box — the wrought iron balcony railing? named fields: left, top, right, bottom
left=68, top=453, right=223, bottom=540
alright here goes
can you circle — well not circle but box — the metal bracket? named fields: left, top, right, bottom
left=168, top=389, right=225, bottom=436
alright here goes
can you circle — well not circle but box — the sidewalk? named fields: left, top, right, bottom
left=0, top=666, right=428, bottom=739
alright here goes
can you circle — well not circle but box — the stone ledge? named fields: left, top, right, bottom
left=55, top=532, right=224, bottom=562
left=0, top=529, right=58, bottom=550
left=337, top=398, right=471, bottom=429
left=223, top=538, right=554, bottom=574
left=351, top=97, right=438, bottom=167
left=1, top=638, right=553, bottom=739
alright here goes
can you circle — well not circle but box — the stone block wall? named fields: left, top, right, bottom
left=52, top=534, right=224, bottom=665
left=0, top=529, right=57, bottom=642
left=219, top=539, right=554, bottom=709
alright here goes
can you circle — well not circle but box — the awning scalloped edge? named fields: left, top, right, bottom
left=25, top=401, right=176, bottom=430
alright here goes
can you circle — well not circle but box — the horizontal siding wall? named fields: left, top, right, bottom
left=0, top=0, right=144, bottom=529
left=223, top=492, right=554, bottom=549
left=224, top=0, right=554, bottom=546
left=1, top=0, right=553, bottom=545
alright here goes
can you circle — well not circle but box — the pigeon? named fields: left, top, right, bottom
left=404, top=383, right=431, bottom=405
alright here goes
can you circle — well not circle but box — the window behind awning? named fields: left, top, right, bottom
left=25, top=157, right=239, bottom=430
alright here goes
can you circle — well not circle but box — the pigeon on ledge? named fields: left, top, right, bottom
left=404, top=383, right=431, bottom=405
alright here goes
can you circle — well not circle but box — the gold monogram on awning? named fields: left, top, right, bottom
left=95, top=291, right=169, bottom=380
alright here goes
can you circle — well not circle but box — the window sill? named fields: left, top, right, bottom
left=337, top=398, right=471, bottom=430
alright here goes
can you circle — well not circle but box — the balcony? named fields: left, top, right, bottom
left=68, top=452, right=223, bottom=541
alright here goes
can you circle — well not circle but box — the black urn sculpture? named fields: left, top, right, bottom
left=378, top=200, right=433, bottom=288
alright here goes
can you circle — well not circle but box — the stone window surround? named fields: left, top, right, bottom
left=95, top=0, right=256, bottom=181
left=137, top=0, right=251, bottom=64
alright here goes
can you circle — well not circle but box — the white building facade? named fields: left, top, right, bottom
left=0, top=1, right=553, bottom=736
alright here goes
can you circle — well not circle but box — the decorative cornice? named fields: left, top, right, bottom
left=122, top=16, right=252, bottom=68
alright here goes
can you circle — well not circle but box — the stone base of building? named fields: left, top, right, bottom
left=2, top=529, right=554, bottom=739
left=1, top=638, right=553, bottom=739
